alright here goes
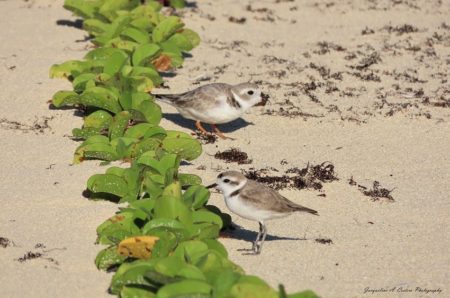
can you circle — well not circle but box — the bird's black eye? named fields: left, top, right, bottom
left=247, top=90, right=254, bottom=95
left=223, top=179, right=230, bottom=183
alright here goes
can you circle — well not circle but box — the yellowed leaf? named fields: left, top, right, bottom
left=117, top=236, right=160, bottom=259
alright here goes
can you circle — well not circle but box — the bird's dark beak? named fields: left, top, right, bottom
left=255, top=92, right=270, bottom=106
left=206, top=183, right=217, bottom=189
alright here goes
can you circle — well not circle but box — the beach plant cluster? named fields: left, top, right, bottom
left=50, top=1, right=318, bottom=297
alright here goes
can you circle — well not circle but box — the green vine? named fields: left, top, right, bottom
left=50, top=1, right=318, bottom=297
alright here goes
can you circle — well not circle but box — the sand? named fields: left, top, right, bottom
left=0, top=0, right=449, bottom=297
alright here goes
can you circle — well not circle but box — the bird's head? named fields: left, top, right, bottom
left=207, top=171, right=248, bottom=197
left=231, top=83, right=269, bottom=109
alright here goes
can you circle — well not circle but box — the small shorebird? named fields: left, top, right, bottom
left=207, top=171, right=318, bottom=254
left=154, top=83, right=269, bottom=139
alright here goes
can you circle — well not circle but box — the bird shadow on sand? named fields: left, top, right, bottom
left=163, top=113, right=254, bottom=133
left=224, top=225, right=306, bottom=244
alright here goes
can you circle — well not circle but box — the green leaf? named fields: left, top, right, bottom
left=85, top=48, right=128, bottom=61
left=152, top=16, right=184, bottom=43
left=132, top=43, right=161, bottom=66
left=178, top=173, right=202, bottom=187
left=180, top=29, right=201, bottom=48
left=95, top=246, right=127, bottom=270
left=128, top=76, right=154, bottom=93
left=84, top=110, right=113, bottom=128
left=98, top=0, right=140, bottom=21
left=188, top=223, right=220, bottom=240
left=130, top=66, right=163, bottom=86
left=94, top=15, right=132, bottom=46
left=161, top=131, right=202, bottom=161
left=203, top=239, right=228, bottom=258
left=63, top=0, right=97, bottom=18
left=109, top=111, right=132, bottom=140
left=131, top=138, right=162, bottom=159
left=192, top=210, right=223, bottom=228
left=105, top=38, right=139, bottom=52
left=72, top=73, right=96, bottom=92
left=83, top=18, right=109, bottom=36
left=167, top=33, right=193, bottom=52
left=212, top=270, right=242, bottom=297
left=142, top=218, right=186, bottom=234
left=51, top=90, right=80, bottom=108
left=162, top=181, right=182, bottom=199
left=79, top=87, right=122, bottom=114
left=162, top=51, right=184, bottom=68
left=169, top=0, right=186, bottom=9
left=50, top=60, right=88, bottom=79
left=124, top=123, right=155, bottom=139
left=182, top=185, right=210, bottom=209
left=103, top=51, right=128, bottom=76
left=286, top=290, right=319, bottom=298
left=121, top=286, right=156, bottom=298
left=111, top=261, right=156, bottom=295
left=156, top=280, right=212, bottom=298
left=87, top=174, right=128, bottom=197
left=154, top=196, right=192, bottom=225
left=73, top=142, right=118, bottom=163
left=172, top=240, right=209, bottom=263
left=230, top=276, right=278, bottom=298
left=111, top=137, right=138, bottom=159
left=121, top=27, right=151, bottom=44
left=129, top=198, right=156, bottom=215
left=80, top=134, right=110, bottom=145
left=72, top=127, right=103, bottom=139
left=106, top=166, right=126, bottom=177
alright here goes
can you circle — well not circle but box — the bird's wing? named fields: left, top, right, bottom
left=240, top=180, right=318, bottom=215
left=154, top=83, right=232, bottom=109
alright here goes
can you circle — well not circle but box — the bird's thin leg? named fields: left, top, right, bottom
left=253, top=222, right=263, bottom=252
left=255, top=223, right=267, bottom=255
left=211, top=124, right=234, bottom=140
left=195, top=121, right=209, bottom=135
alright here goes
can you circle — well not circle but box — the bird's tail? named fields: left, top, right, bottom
left=153, top=94, right=175, bottom=104
left=291, top=204, right=319, bottom=216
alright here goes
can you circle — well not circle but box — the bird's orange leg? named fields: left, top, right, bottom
left=211, top=124, right=234, bottom=140
left=195, top=121, right=209, bottom=135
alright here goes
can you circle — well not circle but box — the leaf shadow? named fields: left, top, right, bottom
left=56, top=19, right=83, bottom=30
left=162, top=113, right=254, bottom=133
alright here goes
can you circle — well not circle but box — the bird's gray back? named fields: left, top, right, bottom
left=157, top=83, right=233, bottom=109
left=240, top=180, right=318, bottom=215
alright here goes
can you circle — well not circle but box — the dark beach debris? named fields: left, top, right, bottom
left=362, top=181, right=395, bottom=202
left=214, top=148, right=252, bottom=164
left=315, top=238, right=333, bottom=245
left=350, top=177, right=395, bottom=202
left=313, top=41, right=346, bottom=55
left=243, top=162, right=338, bottom=191
left=0, top=237, right=12, bottom=248
left=351, top=52, right=381, bottom=71
left=228, top=16, right=246, bottom=24
left=362, top=27, right=375, bottom=35
left=0, top=116, right=53, bottom=134
left=193, top=130, right=218, bottom=144
left=16, top=251, right=43, bottom=262
left=383, top=24, right=419, bottom=36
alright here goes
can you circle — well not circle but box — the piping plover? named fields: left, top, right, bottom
left=154, top=83, right=269, bottom=139
left=207, top=171, right=318, bottom=254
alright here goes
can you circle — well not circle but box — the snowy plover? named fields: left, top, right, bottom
left=208, top=171, right=318, bottom=254
left=154, top=83, right=269, bottom=139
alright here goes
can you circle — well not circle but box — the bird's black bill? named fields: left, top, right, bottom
left=206, top=183, right=218, bottom=189
left=255, top=92, right=270, bottom=106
